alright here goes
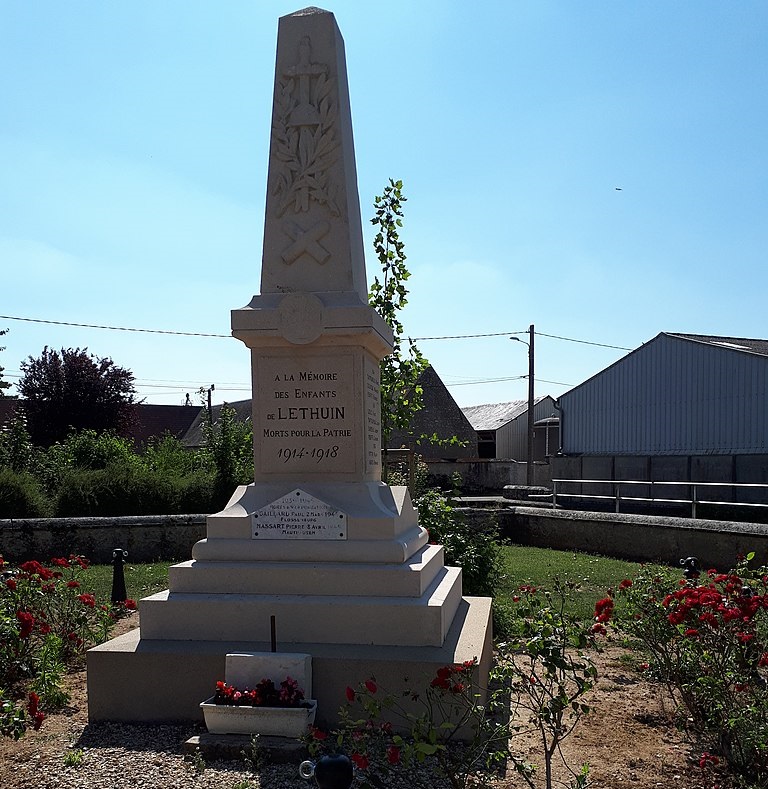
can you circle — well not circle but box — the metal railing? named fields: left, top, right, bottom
left=549, top=478, right=768, bottom=518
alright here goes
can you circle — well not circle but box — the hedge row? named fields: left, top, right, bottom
left=0, top=465, right=224, bottom=519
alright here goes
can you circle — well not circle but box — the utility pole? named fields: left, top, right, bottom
left=526, top=324, right=535, bottom=486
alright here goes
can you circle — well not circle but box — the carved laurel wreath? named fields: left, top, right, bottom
left=271, top=69, right=342, bottom=218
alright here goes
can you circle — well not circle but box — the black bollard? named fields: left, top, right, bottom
left=299, top=754, right=354, bottom=789
left=679, top=556, right=701, bottom=581
left=111, top=548, right=128, bottom=604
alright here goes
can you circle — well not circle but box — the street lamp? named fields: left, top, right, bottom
left=510, top=325, right=535, bottom=486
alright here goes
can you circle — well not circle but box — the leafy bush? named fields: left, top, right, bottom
left=415, top=488, right=502, bottom=598
left=0, top=468, right=52, bottom=518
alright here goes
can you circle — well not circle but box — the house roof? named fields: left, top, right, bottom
left=130, top=403, right=203, bottom=449
left=0, top=397, right=18, bottom=428
left=462, top=396, right=550, bottom=431
left=560, top=331, right=768, bottom=402
left=388, top=365, right=476, bottom=458
left=668, top=333, right=768, bottom=358
left=181, top=399, right=252, bottom=448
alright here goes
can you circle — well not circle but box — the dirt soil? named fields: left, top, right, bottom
left=0, top=614, right=732, bottom=789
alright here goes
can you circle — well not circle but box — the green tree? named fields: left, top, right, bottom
left=0, top=328, right=11, bottom=396
left=17, top=347, right=137, bottom=446
left=368, top=180, right=428, bottom=476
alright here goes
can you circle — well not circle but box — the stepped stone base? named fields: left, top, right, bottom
left=87, top=596, right=492, bottom=728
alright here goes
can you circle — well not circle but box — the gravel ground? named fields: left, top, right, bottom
left=2, top=718, right=309, bottom=789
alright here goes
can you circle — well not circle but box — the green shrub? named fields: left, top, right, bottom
left=0, top=468, right=52, bottom=518
left=415, top=488, right=503, bottom=598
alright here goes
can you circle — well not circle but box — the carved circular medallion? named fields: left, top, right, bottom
left=278, top=292, right=324, bottom=344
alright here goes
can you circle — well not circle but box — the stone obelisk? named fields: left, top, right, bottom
left=87, top=8, right=491, bottom=727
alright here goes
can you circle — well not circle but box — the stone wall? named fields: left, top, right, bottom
left=0, top=514, right=207, bottom=564
left=474, top=506, right=768, bottom=570
left=426, top=459, right=554, bottom=493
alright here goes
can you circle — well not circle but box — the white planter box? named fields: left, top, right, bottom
left=200, top=698, right=317, bottom=737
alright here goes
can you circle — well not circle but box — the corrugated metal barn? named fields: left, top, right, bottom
left=558, top=333, right=768, bottom=456
left=462, top=395, right=558, bottom=460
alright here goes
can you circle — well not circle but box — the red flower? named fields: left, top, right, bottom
left=67, top=580, right=80, bottom=589
left=77, top=593, right=96, bottom=608
left=618, top=579, right=633, bottom=591
left=345, top=686, right=355, bottom=702
left=5, top=578, right=17, bottom=591
left=308, top=725, right=327, bottom=741
left=684, top=628, right=699, bottom=638
left=737, top=632, right=755, bottom=643
left=17, top=610, right=35, bottom=638
left=386, top=746, right=401, bottom=764
left=591, top=623, right=607, bottom=636
left=123, top=599, right=137, bottom=610
left=27, top=692, right=40, bottom=716
left=51, top=557, right=70, bottom=568
left=699, top=751, right=720, bottom=769
left=758, top=652, right=768, bottom=667
left=33, top=712, right=45, bottom=730
left=351, top=753, right=369, bottom=770
left=364, top=678, right=377, bottom=694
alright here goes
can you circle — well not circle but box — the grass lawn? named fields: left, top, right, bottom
left=496, top=544, right=674, bottom=624
left=83, top=561, right=172, bottom=602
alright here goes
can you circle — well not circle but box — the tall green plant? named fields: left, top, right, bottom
left=202, top=404, right=253, bottom=506
left=368, top=179, right=428, bottom=476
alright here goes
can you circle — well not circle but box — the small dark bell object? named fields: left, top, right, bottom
left=314, top=753, right=354, bottom=789
left=679, top=556, right=701, bottom=580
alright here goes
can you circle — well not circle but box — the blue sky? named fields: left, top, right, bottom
left=1, top=1, right=766, bottom=409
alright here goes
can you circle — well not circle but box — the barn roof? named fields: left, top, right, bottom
left=462, top=396, right=550, bottom=431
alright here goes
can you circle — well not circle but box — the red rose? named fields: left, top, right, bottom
left=364, top=679, right=377, bottom=694
left=17, top=611, right=35, bottom=638
left=351, top=753, right=369, bottom=770
left=67, top=580, right=80, bottom=589
left=345, top=686, right=355, bottom=702
left=6, top=578, right=16, bottom=591
left=386, top=746, right=400, bottom=764
left=123, top=599, right=137, bottom=610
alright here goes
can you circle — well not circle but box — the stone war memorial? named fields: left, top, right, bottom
left=87, top=7, right=492, bottom=729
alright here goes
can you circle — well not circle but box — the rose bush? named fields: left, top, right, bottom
left=0, top=553, right=122, bottom=738
left=602, top=552, right=768, bottom=785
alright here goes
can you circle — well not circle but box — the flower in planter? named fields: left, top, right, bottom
left=212, top=676, right=308, bottom=708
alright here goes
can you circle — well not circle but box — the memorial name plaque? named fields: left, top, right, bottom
left=252, top=489, right=348, bottom=540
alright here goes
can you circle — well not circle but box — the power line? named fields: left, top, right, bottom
left=413, top=331, right=526, bottom=340
left=1, top=313, right=633, bottom=351
left=0, top=314, right=231, bottom=338
left=534, top=332, right=632, bottom=351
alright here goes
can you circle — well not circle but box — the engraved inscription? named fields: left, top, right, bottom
left=258, top=355, right=355, bottom=474
left=365, top=357, right=381, bottom=473
left=252, top=489, right=347, bottom=540
left=271, top=35, right=341, bottom=219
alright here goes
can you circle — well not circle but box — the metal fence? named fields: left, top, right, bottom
left=549, top=479, right=768, bottom=518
